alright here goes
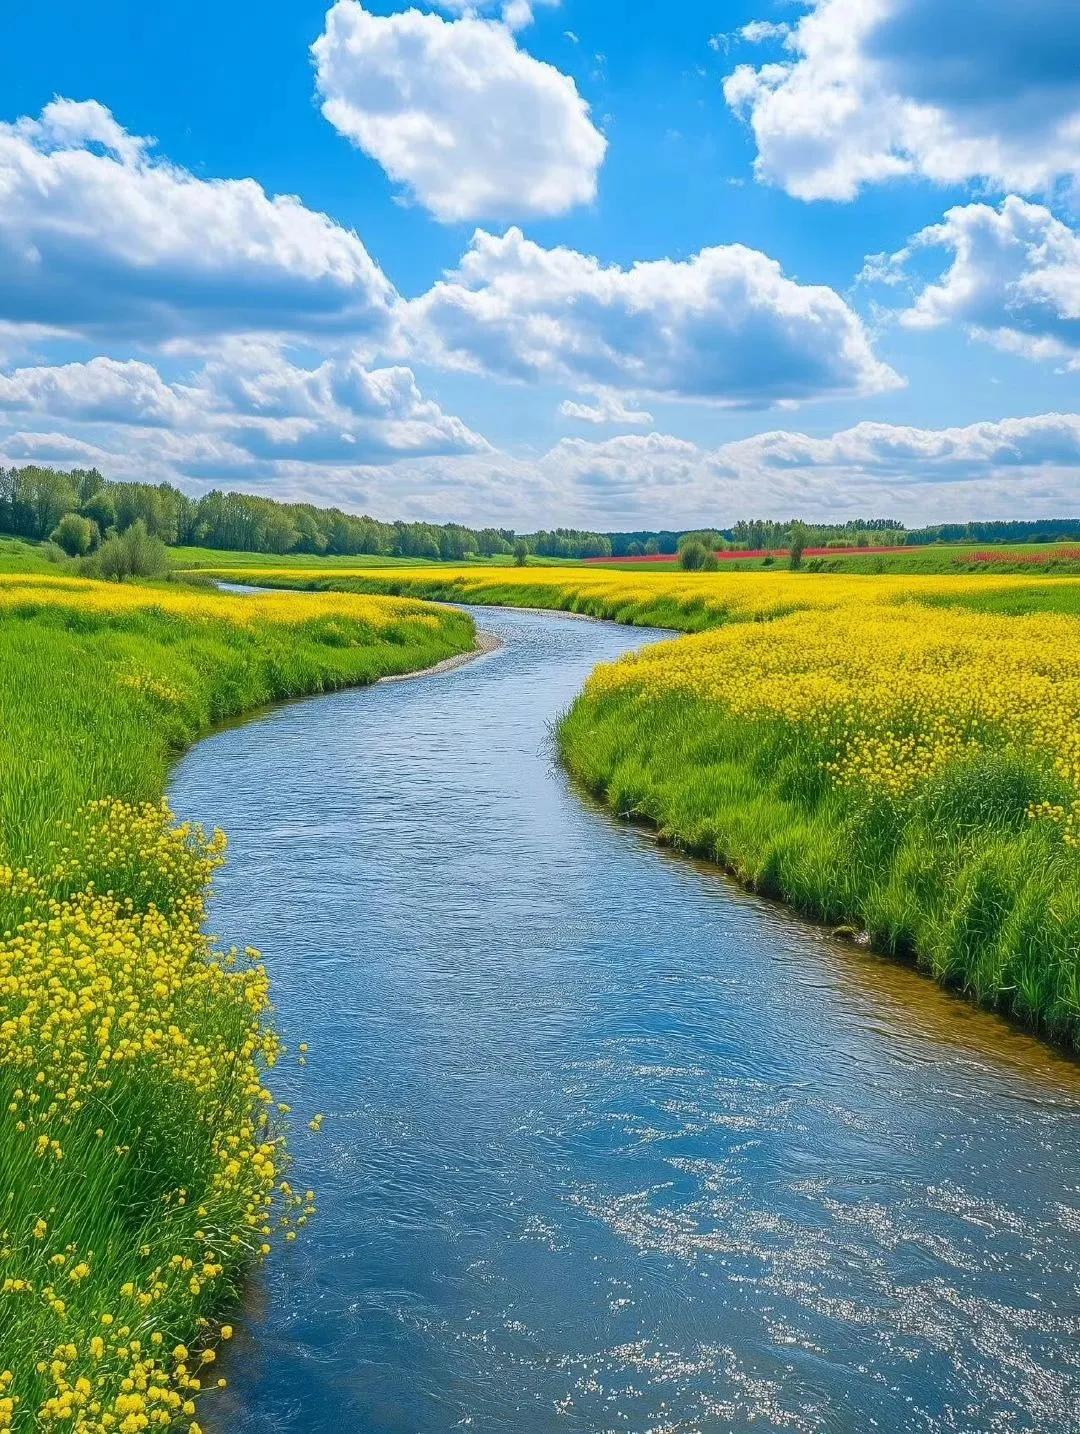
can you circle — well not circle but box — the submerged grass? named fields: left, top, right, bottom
left=0, top=576, right=474, bottom=1430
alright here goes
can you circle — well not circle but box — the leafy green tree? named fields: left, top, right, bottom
left=513, top=538, right=529, bottom=567
left=50, top=513, right=98, bottom=557
left=81, top=487, right=117, bottom=534
left=789, top=521, right=811, bottom=570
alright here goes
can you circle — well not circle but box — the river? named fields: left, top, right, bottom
left=169, top=605, right=1080, bottom=1434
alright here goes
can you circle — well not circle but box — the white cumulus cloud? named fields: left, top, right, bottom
left=724, top=0, right=1080, bottom=201
left=0, top=346, right=488, bottom=475
left=312, top=1, right=606, bottom=223
left=869, top=197, right=1080, bottom=369
left=406, top=226, right=900, bottom=405
left=0, top=98, right=395, bottom=344
left=6, top=410, right=1078, bottom=529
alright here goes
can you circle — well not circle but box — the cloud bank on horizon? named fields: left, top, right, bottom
left=0, top=0, right=1078, bottom=528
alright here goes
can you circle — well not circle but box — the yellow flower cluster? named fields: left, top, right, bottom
left=0, top=573, right=436, bottom=633
left=582, top=593, right=1080, bottom=831
left=217, top=563, right=1080, bottom=626
left=0, top=800, right=313, bottom=1431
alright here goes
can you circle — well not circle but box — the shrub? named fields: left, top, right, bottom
left=49, top=511, right=98, bottom=556
left=90, top=519, right=172, bottom=581
left=679, top=540, right=710, bottom=571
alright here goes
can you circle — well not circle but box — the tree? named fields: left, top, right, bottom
left=513, top=538, right=529, bottom=567
left=81, top=486, right=117, bottom=534
left=643, top=538, right=660, bottom=556
left=789, top=521, right=810, bottom=570
left=626, top=540, right=644, bottom=557
left=50, top=512, right=98, bottom=556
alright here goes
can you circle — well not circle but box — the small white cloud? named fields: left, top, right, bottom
left=406, top=226, right=900, bottom=405
left=312, top=0, right=605, bottom=223
left=739, top=21, right=790, bottom=44
left=724, top=0, right=1080, bottom=201
left=559, top=391, right=654, bottom=425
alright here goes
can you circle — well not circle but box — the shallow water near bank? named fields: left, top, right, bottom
left=170, top=605, right=1080, bottom=1434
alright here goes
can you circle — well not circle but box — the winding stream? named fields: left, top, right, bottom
left=170, top=605, right=1080, bottom=1434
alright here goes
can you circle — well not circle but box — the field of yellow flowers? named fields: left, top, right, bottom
left=0, top=576, right=474, bottom=1431
left=212, top=563, right=1080, bottom=1042
left=558, top=579, right=1080, bottom=1042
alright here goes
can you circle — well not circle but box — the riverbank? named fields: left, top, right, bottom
left=193, top=566, right=1080, bottom=1048
left=0, top=575, right=475, bottom=1431
left=378, top=626, right=502, bottom=682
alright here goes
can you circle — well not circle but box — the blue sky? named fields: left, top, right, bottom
left=0, top=0, right=1077, bottom=529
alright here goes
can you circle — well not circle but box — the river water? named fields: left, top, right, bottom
left=169, top=605, right=1080, bottom=1434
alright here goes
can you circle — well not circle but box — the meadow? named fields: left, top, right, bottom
left=587, top=542, right=1080, bottom=575
left=204, top=564, right=1080, bottom=1044
left=0, top=576, right=474, bottom=1431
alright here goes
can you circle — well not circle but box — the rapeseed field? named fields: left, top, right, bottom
left=0, top=576, right=474, bottom=1431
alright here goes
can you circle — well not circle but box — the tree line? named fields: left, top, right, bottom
left=2, top=465, right=1078, bottom=565
left=0, top=466, right=517, bottom=561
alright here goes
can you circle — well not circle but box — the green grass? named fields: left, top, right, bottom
left=922, top=583, right=1080, bottom=619
left=588, top=543, right=1080, bottom=575
left=0, top=587, right=474, bottom=860
left=0, top=580, right=474, bottom=1427
left=0, top=535, right=61, bottom=574
left=558, top=688, right=1080, bottom=1048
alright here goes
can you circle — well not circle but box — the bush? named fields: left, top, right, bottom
left=90, top=519, right=172, bottom=581
left=679, top=540, right=710, bottom=571
left=49, top=512, right=98, bottom=557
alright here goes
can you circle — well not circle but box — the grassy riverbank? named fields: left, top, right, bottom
left=0, top=576, right=474, bottom=1430
left=201, top=565, right=1080, bottom=1045
left=559, top=594, right=1080, bottom=1046
left=191, top=563, right=1080, bottom=628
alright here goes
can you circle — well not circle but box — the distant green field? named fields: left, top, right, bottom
left=8, top=534, right=1080, bottom=580
left=590, top=543, right=1080, bottom=575
left=170, top=546, right=436, bottom=570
